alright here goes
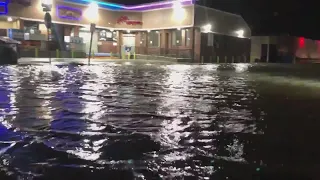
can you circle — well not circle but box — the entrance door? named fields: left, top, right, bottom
left=260, top=44, right=268, bottom=62
left=122, top=34, right=136, bottom=56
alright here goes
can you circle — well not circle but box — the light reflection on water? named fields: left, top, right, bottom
left=0, top=63, right=319, bottom=179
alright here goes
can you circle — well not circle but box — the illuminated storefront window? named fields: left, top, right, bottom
left=172, top=29, right=182, bottom=46
left=185, top=29, right=191, bottom=46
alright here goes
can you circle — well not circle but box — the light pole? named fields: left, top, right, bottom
left=41, top=0, right=53, bottom=64
left=84, top=2, right=99, bottom=65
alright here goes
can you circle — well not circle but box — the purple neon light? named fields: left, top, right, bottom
left=0, top=0, right=9, bottom=5
left=64, top=0, right=194, bottom=11
left=57, top=5, right=82, bottom=20
left=0, top=4, right=7, bottom=15
left=123, top=0, right=193, bottom=10
left=129, top=1, right=193, bottom=11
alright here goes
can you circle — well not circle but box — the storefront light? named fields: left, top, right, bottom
left=202, top=24, right=212, bottom=33
left=84, top=1, right=99, bottom=22
left=7, top=17, right=12, bottom=22
left=41, top=0, right=52, bottom=6
left=172, top=0, right=186, bottom=22
left=172, top=0, right=182, bottom=9
left=41, top=0, right=52, bottom=11
left=236, top=29, right=244, bottom=38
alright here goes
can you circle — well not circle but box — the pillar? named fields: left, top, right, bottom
left=73, top=26, right=80, bottom=36
left=117, top=31, right=123, bottom=57
left=192, top=27, right=201, bottom=63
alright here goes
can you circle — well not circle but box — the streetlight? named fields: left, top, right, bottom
left=85, top=1, right=99, bottom=65
left=41, top=0, right=52, bottom=63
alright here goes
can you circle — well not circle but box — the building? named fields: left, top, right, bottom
left=251, top=36, right=320, bottom=63
left=0, top=0, right=251, bottom=62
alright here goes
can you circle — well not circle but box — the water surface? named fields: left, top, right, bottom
left=0, top=62, right=319, bottom=179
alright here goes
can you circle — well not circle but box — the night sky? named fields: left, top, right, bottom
left=104, top=0, right=319, bottom=39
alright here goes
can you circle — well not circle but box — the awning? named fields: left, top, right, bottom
left=0, top=36, right=21, bottom=44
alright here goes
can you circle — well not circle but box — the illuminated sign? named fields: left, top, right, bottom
left=63, top=0, right=193, bottom=11
left=0, top=0, right=8, bottom=5
left=0, top=4, right=7, bottom=15
left=57, top=5, right=82, bottom=21
left=117, top=16, right=142, bottom=26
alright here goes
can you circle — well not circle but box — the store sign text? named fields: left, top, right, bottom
left=117, top=16, right=142, bottom=26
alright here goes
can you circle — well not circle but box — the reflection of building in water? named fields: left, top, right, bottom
left=12, top=66, right=53, bottom=130
left=0, top=0, right=250, bottom=61
left=0, top=67, right=18, bottom=133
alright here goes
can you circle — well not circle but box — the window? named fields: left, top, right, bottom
left=139, top=32, right=146, bottom=46
left=185, top=29, right=191, bottom=46
left=148, top=30, right=159, bottom=47
left=207, top=33, right=214, bottom=46
left=172, top=29, right=182, bottom=46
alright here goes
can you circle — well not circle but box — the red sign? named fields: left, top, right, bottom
left=117, top=16, right=142, bottom=26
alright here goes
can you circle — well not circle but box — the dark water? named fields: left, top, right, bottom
left=0, top=62, right=320, bottom=179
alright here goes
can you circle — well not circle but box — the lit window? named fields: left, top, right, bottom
left=185, top=28, right=191, bottom=46
left=172, top=29, right=182, bottom=46
left=148, top=30, right=159, bottom=47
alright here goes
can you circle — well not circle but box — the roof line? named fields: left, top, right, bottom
left=195, top=4, right=242, bottom=17
left=62, top=0, right=194, bottom=11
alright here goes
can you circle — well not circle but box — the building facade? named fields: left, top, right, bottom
left=251, top=36, right=320, bottom=63
left=0, top=0, right=251, bottom=62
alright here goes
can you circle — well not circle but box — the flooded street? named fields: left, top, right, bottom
left=0, top=62, right=320, bottom=179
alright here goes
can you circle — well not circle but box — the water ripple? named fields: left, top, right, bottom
left=0, top=63, right=319, bottom=179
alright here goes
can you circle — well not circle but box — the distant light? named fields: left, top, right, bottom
left=7, top=17, right=12, bottom=22
left=127, top=30, right=130, bottom=33
left=177, top=27, right=181, bottom=30
left=155, top=31, right=159, bottom=33
left=202, top=24, right=212, bottom=33
left=147, top=30, right=150, bottom=33
left=298, top=37, right=305, bottom=48
left=236, top=29, right=244, bottom=38
left=109, top=28, right=114, bottom=32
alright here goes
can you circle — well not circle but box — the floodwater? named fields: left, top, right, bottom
left=0, top=62, right=320, bottom=179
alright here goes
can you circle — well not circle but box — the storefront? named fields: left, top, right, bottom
left=0, top=0, right=251, bottom=61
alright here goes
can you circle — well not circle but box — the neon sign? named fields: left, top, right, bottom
left=63, top=0, right=194, bottom=11
left=117, top=16, right=142, bottom=26
left=0, top=5, right=7, bottom=15
left=0, top=0, right=8, bottom=15
left=57, top=5, right=82, bottom=21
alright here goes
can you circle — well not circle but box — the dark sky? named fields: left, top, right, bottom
left=106, top=0, right=319, bottom=39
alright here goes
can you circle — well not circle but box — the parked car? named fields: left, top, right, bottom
left=0, top=36, right=21, bottom=65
